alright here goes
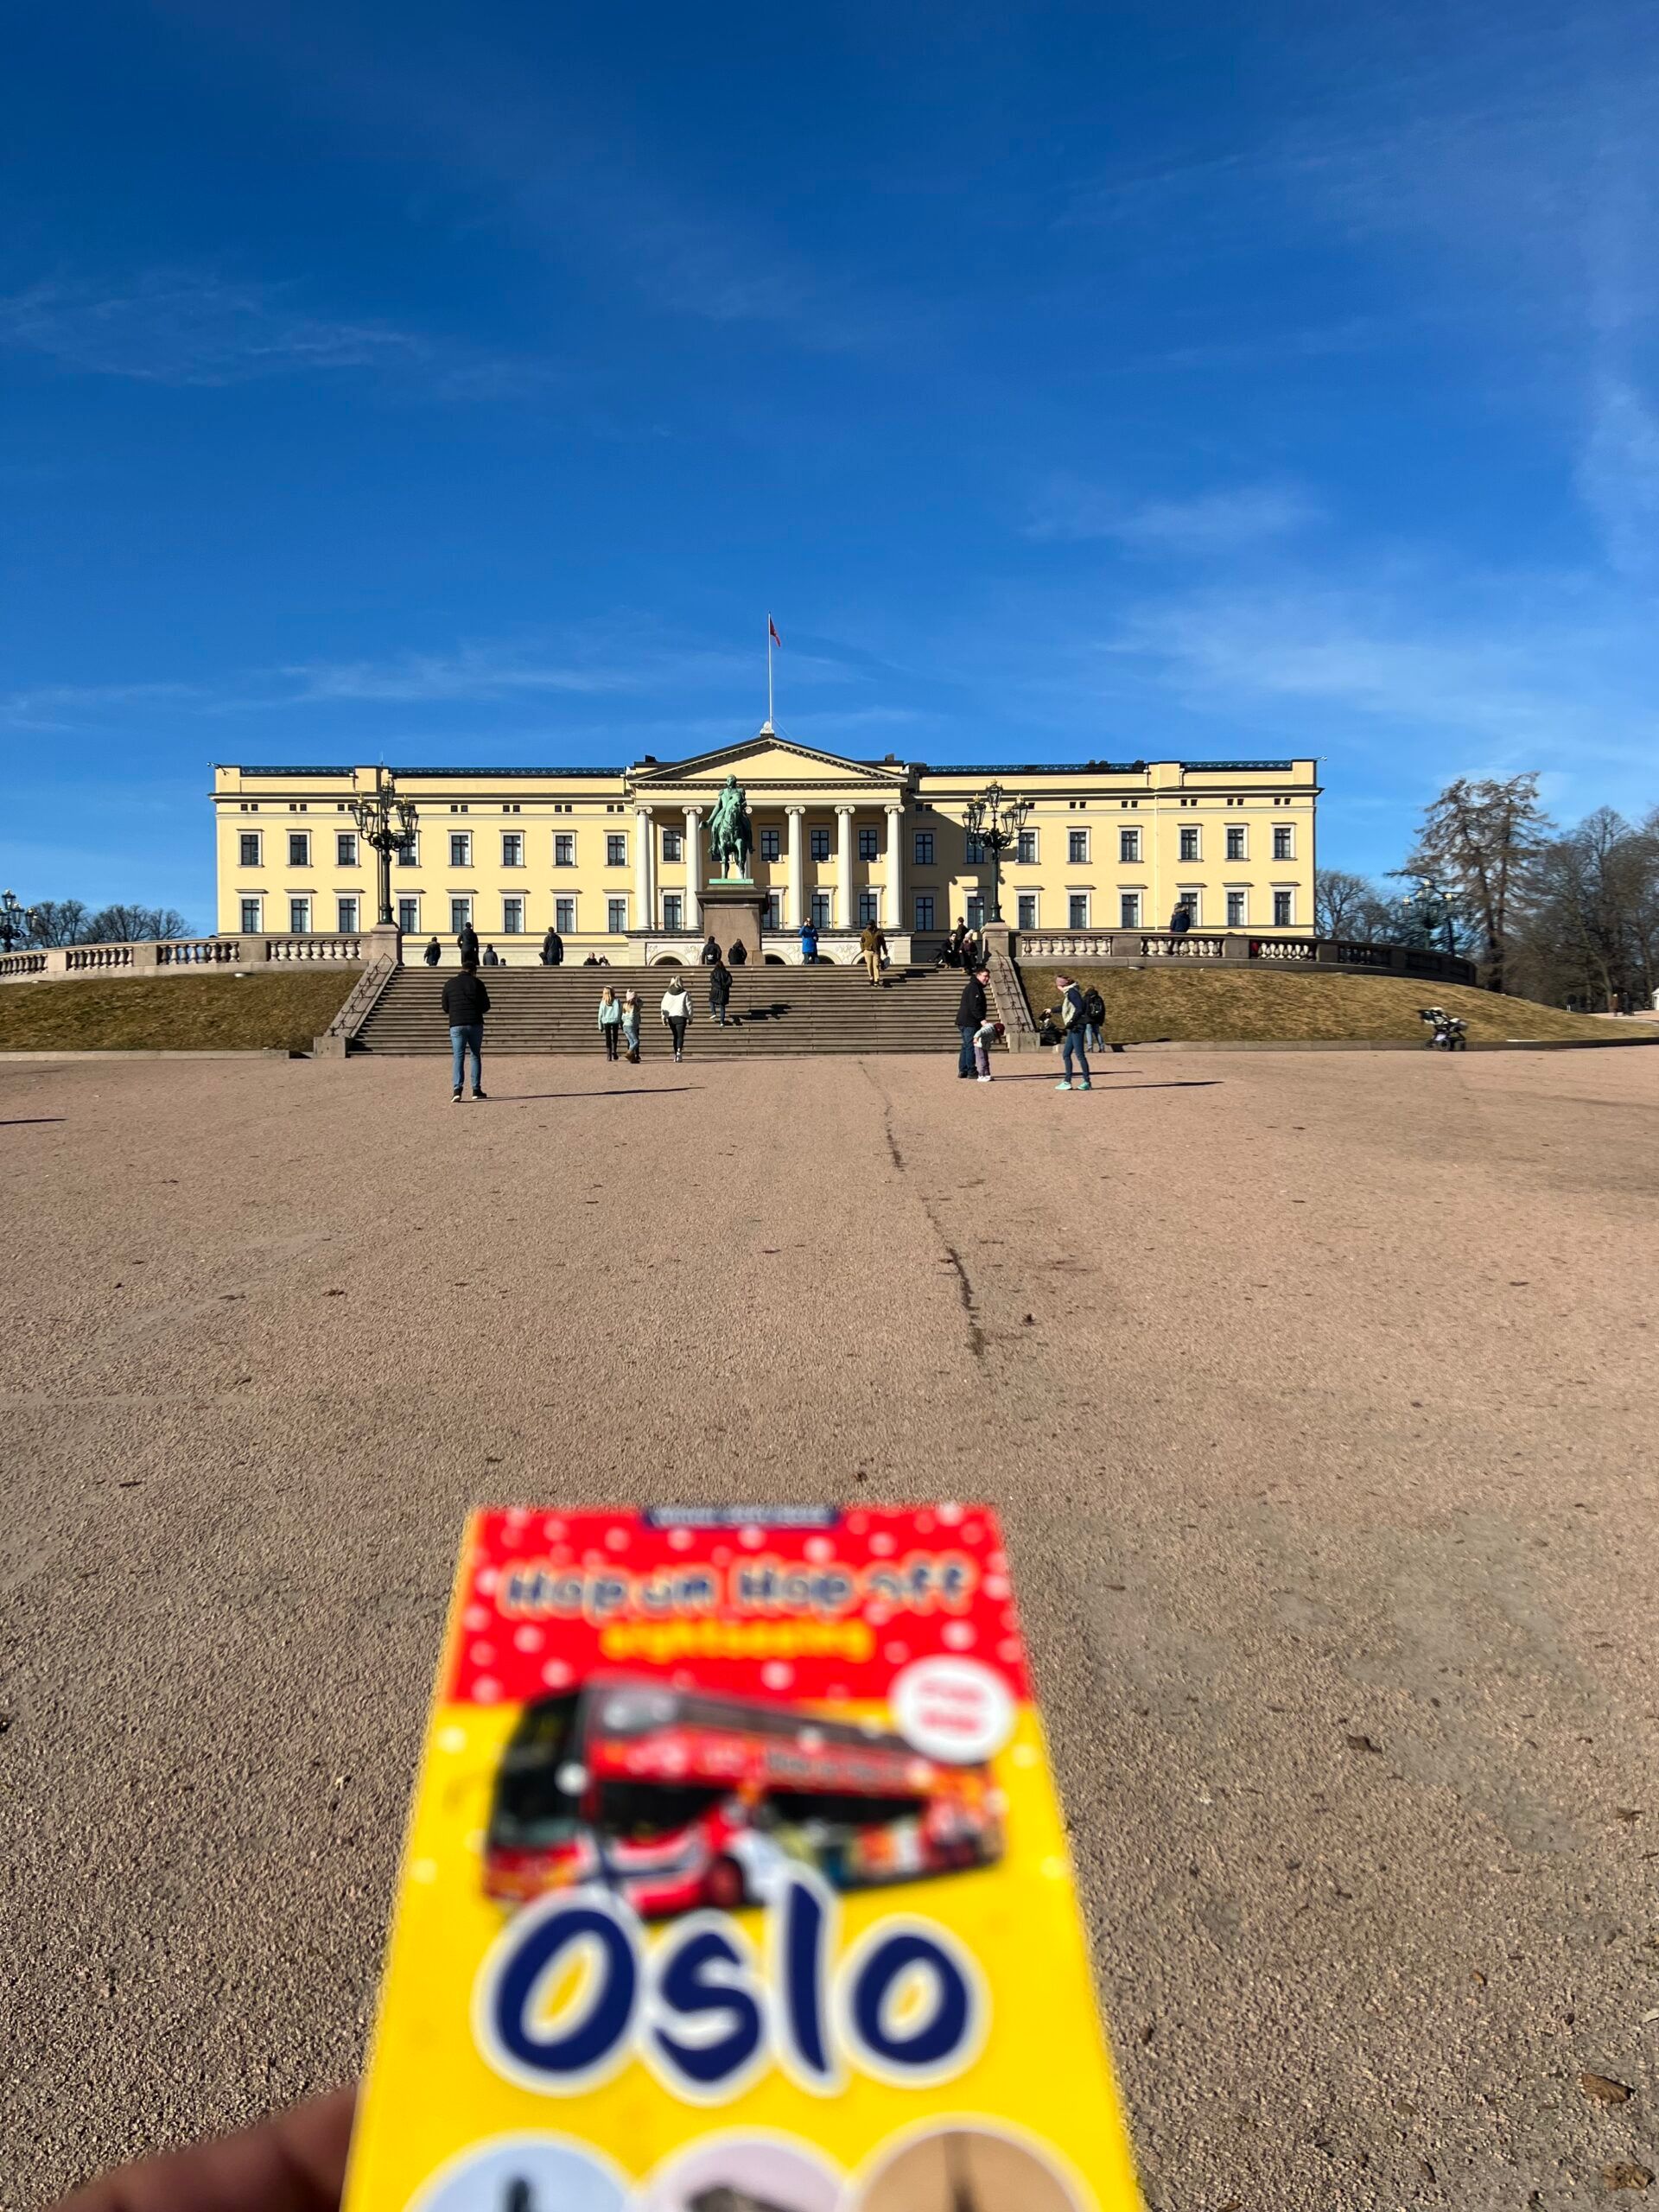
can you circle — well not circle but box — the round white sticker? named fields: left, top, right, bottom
left=890, top=1656, right=1015, bottom=1764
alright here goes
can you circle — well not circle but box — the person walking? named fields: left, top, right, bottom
left=944, top=918, right=969, bottom=969
left=541, top=925, right=563, bottom=967
left=481, top=943, right=499, bottom=967
left=800, top=918, right=819, bottom=964
left=961, top=925, right=982, bottom=974
left=956, top=965, right=988, bottom=1078
left=661, top=976, right=692, bottom=1061
left=597, top=983, right=621, bottom=1059
left=442, top=954, right=490, bottom=1103
left=859, top=918, right=885, bottom=986
left=700, top=933, right=721, bottom=964
left=423, top=936, right=442, bottom=968
left=1081, top=982, right=1107, bottom=1054
left=1051, top=971, right=1092, bottom=1092
left=709, top=957, right=732, bottom=1026
left=620, top=988, right=642, bottom=1061
left=456, top=918, right=479, bottom=964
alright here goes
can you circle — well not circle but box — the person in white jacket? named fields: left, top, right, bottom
left=660, top=979, right=693, bottom=1061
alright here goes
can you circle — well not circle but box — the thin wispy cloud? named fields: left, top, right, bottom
left=1578, top=375, right=1659, bottom=574
left=1026, top=479, right=1321, bottom=553
left=0, top=270, right=555, bottom=396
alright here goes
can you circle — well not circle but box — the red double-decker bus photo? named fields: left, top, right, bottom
left=484, top=1674, right=1007, bottom=1917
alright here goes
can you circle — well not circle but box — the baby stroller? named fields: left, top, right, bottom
left=1418, top=1006, right=1467, bottom=1051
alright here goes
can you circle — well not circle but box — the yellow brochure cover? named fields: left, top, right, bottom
left=345, top=1503, right=1144, bottom=2212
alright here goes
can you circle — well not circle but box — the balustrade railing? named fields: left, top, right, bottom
left=2, top=931, right=378, bottom=987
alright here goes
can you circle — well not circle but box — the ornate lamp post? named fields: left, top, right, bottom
left=348, top=770, right=419, bottom=929
left=1402, top=876, right=1456, bottom=957
left=0, top=888, right=41, bottom=953
left=962, top=781, right=1032, bottom=926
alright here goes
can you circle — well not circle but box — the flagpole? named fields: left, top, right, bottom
left=766, top=613, right=774, bottom=729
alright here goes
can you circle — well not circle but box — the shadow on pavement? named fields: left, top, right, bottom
left=0, top=1116, right=67, bottom=1127
left=493, top=1087, right=705, bottom=1104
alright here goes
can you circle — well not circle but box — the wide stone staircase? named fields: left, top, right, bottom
left=351, top=963, right=972, bottom=1057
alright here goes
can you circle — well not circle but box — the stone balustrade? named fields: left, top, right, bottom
left=0, top=930, right=385, bottom=986
left=1009, top=929, right=1476, bottom=987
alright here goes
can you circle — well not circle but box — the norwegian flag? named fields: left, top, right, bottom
left=768, top=616, right=782, bottom=647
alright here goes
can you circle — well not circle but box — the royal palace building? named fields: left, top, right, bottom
left=213, top=732, right=1319, bottom=959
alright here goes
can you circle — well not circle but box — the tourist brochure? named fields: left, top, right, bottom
left=345, top=1504, right=1144, bottom=2212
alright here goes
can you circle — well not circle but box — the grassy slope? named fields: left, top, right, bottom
left=1016, top=964, right=1629, bottom=1044
left=0, top=969, right=360, bottom=1053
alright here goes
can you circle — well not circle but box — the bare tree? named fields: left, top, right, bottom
left=83, top=904, right=194, bottom=944
left=1514, top=808, right=1659, bottom=1011
left=24, top=899, right=92, bottom=946
left=1406, top=775, right=1549, bottom=993
left=1314, top=868, right=1392, bottom=942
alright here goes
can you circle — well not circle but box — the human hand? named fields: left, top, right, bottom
left=50, top=2088, right=354, bottom=2212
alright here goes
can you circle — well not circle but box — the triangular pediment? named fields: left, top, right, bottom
left=628, top=730, right=910, bottom=791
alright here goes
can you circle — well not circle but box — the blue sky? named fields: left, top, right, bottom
left=4, top=0, right=1658, bottom=925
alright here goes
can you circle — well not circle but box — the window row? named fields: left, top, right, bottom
left=240, top=822, right=1300, bottom=872
left=916, top=889, right=1298, bottom=931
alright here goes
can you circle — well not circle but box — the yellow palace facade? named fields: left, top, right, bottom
left=213, top=731, right=1319, bottom=957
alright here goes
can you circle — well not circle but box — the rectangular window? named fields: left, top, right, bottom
left=449, top=832, right=472, bottom=868
left=1118, top=828, right=1140, bottom=863
left=1016, top=830, right=1037, bottom=865
left=238, top=831, right=261, bottom=867
left=396, top=833, right=417, bottom=867
left=760, top=827, right=780, bottom=862
left=502, top=832, right=524, bottom=868
left=1068, top=829, right=1090, bottom=864
left=858, top=826, right=880, bottom=862
left=288, top=831, right=310, bottom=867
left=337, top=831, right=359, bottom=867
left=856, top=889, right=880, bottom=926
left=555, top=832, right=575, bottom=868
left=450, top=897, right=473, bottom=932
left=337, top=896, right=359, bottom=933
left=1226, top=890, right=1247, bottom=927
left=1273, top=889, right=1294, bottom=926
left=913, top=893, right=936, bottom=931
left=1017, top=893, right=1038, bottom=929
left=289, top=897, right=311, bottom=934
left=1179, top=826, right=1200, bottom=862
left=1069, top=893, right=1090, bottom=928
left=555, top=897, right=575, bottom=934
left=810, top=828, right=831, bottom=861
left=912, top=831, right=935, bottom=866
left=502, top=897, right=524, bottom=933
left=397, top=896, right=420, bottom=933
left=607, top=897, right=628, bottom=932
left=1119, top=892, right=1140, bottom=927
left=607, top=834, right=627, bottom=868
left=1226, top=826, right=1247, bottom=861
left=810, top=891, right=833, bottom=929
left=662, top=828, right=682, bottom=862
left=239, top=897, right=263, bottom=932
left=1274, top=824, right=1294, bottom=860
left=762, top=893, right=780, bottom=929
left=966, top=894, right=985, bottom=930
left=662, top=893, right=683, bottom=931
left=965, top=833, right=986, bottom=865
left=1177, top=888, right=1201, bottom=926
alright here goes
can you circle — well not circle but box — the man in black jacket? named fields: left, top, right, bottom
left=956, top=966, right=988, bottom=1078
left=442, top=956, right=490, bottom=1103
left=423, top=936, right=442, bottom=967
left=540, top=926, right=563, bottom=966
left=456, top=918, right=480, bottom=964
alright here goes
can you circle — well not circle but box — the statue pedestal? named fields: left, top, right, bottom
left=699, top=881, right=765, bottom=964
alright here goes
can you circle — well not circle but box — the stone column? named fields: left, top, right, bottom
left=885, top=804, right=905, bottom=931
left=836, top=804, right=855, bottom=931
left=785, top=805, right=805, bottom=930
left=683, top=806, right=702, bottom=934
left=634, top=806, right=653, bottom=931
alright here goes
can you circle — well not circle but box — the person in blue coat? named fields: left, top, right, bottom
left=800, top=919, right=819, bottom=963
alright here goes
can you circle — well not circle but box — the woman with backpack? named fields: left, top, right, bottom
left=1081, top=982, right=1107, bottom=1054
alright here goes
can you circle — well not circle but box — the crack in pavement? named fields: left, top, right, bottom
left=861, top=1063, right=984, bottom=1360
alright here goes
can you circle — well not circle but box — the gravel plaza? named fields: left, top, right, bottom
left=3, top=1046, right=1656, bottom=2211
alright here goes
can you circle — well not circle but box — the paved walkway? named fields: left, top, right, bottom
left=3, top=1048, right=1656, bottom=2210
